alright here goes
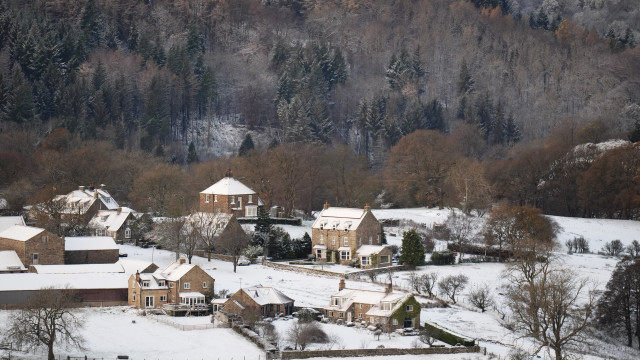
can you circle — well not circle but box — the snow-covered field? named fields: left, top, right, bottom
left=2, top=207, right=640, bottom=359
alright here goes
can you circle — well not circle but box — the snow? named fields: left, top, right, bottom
left=200, top=175, right=258, bottom=195
left=88, top=209, right=132, bottom=232
left=65, top=236, right=119, bottom=251
left=31, top=263, right=125, bottom=274
left=243, top=285, right=294, bottom=306
left=355, top=245, right=387, bottom=256
left=158, top=260, right=196, bottom=281
left=0, top=225, right=44, bottom=241
left=0, top=273, right=129, bottom=291
left=312, top=207, right=369, bottom=230
left=0, top=215, right=25, bottom=232
left=0, top=250, right=26, bottom=271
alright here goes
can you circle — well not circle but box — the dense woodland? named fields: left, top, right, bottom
left=0, top=0, right=639, bottom=219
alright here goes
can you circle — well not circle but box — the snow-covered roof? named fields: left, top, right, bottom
left=0, top=216, right=26, bottom=233
left=366, top=293, right=412, bottom=317
left=355, top=245, right=387, bottom=257
left=31, top=263, right=125, bottom=274
left=326, top=285, right=409, bottom=314
left=180, top=292, right=205, bottom=298
left=0, top=273, right=129, bottom=291
left=88, top=208, right=135, bottom=232
left=200, top=176, right=257, bottom=195
left=242, top=285, right=294, bottom=306
left=52, top=186, right=119, bottom=214
left=211, top=298, right=228, bottom=304
left=312, top=207, right=374, bottom=231
left=0, top=250, right=26, bottom=272
left=0, top=225, right=45, bottom=241
left=65, top=236, right=119, bottom=251
left=117, top=258, right=156, bottom=274
left=156, top=260, right=196, bottom=282
left=138, top=273, right=168, bottom=289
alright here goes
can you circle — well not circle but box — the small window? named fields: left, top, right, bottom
left=158, top=280, right=165, bottom=287
left=370, top=317, right=374, bottom=323
left=359, top=304, right=362, bottom=309
left=205, top=194, right=210, bottom=203
left=231, top=197, right=235, bottom=204
left=369, top=236, right=373, bottom=245
left=358, top=313, right=362, bottom=318
left=331, top=237, right=336, bottom=246
left=142, top=280, right=150, bottom=288
left=214, top=195, right=218, bottom=202
left=339, top=312, right=343, bottom=318
left=125, top=228, right=131, bottom=239
left=172, top=295, right=175, bottom=301
left=343, top=237, right=349, bottom=246
left=33, top=253, right=39, bottom=261
left=406, top=305, right=413, bottom=312
left=393, top=318, right=398, bottom=325
left=329, top=311, right=333, bottom=317
left=248, top=195, right=253, bottom=203
left=202, top=282, right=207, bottom=288
left=319, top=235, right=324, bottom=244
left=341, top=251, right=350, bottom=261
left=184, top=282, right=190, bottom=290
left=160, top=296, right=167, bottom=302
left=41, top=236, right=48, bottom=244
left=169, top=282, right=174, bottom=288
left=132, top=295, right=136, bottom=301
left=361, top=256, right=370, bottom=266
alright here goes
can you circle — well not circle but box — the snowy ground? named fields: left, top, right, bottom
left=2, top=207, right=640, bottom=359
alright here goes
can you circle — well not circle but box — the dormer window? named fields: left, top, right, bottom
left=100, top=215, right=107, bottom=221
left=332, top=297, right=340, bottom=306
left=382, top=302, right=391, bottom=311
left=142, top=280, right=150, bottom=288
left=158, top=280, right=165, bottom=287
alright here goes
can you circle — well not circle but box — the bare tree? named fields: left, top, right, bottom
left=219, top=218, right=249, bottom=273
left=287, top=321, right=328, bottom=350
left=468, top=283, right=494, bottom=312
left=191, top=212, right=227, bottom=261
left=419, top=326, right=442, bottom=346
left=438, top=274, right=469, bottom=304
left=627, top=240, right=640, bottom=258
left=445, top=211, right=475, bottom=258
left=420, top=272, right=439, bottom=297
left=408, top=271, right=422, bottom=293
left=156, top=217, right=187, bottom=261
left=602, top=240, right=625, bottom=256
left=3, top=287, right=85, bottom=360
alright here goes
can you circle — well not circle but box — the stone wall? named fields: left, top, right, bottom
left=64, top=249, right=119, bottom=264
left=281, top=345, right=481, bottom=359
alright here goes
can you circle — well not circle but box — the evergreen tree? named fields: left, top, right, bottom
left=628, top=120, right=640, bottom=143
left=187, top=141, right=198, bottom=164
left=186, top=23, right=204, bottom=57
left=80, top=0, right=103, bottom=50
left=196, top=66, right=216, bottom=118
left=4, top=67, right=36, bottom=124
left=400, top=228, right=425, bottom=267
left=457, top=60, right=474, bottom=95
left=254, top=206, right=272, bottom=245
left=155, top=144, right=165, bottom=157
left=238, top=133, right=255, bottom=156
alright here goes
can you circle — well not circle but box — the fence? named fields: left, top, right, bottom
left=147, top=315, right=214, bottom=331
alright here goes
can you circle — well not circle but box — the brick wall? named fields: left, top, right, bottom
left=64, top=249, right=119, bottom=264
left=281, top=345, right=481, bottom=359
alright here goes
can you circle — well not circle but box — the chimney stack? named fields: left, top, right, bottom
left=364, top=203, right=370, bottom=212
left=226, top=169, right=233, bottom=178
left=386, top=279, right=393, bottom=294
left=117, top=206, right=122, bottom=215
left=338, top=279, right=345, bottom=291
left=78, top=185, right=85, bottom=191
left=94, top=189, right=98, bottom=199
left=100, top=184, right=106, bottom=190
left=135, top=270, right=140, bottom=283
left=323, top=201, right=329, bottom=210
left=179, top=258, right=186, bottom=264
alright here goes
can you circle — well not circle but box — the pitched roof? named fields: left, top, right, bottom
left=325, top=285, right=411, bottom=316
left=30, top=263, right=125, bottom=274
left=0, top=250, right=26, bottom=272
left=355, top=245, right=388, bottom=257
left=0, top=225, right=45, bottom=241
left=65, top=236, right=119, bottom=251
left=0, top=216, right=26, bottom=233
left=117, top=258, right=157, bottom=274
left=200, top=176, right=257, bottom=195
left=88, top=208, right=135, bottom=232
left=52, top=187, right=119, bottom=214
left=157, top=260, right=196, bottom=281
left=312, top=207, right=376, bottom=231
left=243, top=285, right=295, bottom=306
left=0, top=273, right=129, bottom=291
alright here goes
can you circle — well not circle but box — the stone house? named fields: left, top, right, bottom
left=311, top=204, right=390, bottom=268
left=0, top=225, right=64, bottom=266
left=128, top=258, right=214, bottom=311
left=323, top=280, right=421, bottom=330
left=219, top=285, right=295, bottom=320
left=64, top=236, right=120, bottom=264
left=0, top=216, right=26, bottom=232
left=88, top=207, right=138, bottom=243
left=47, top=184, right=120, bottom=222
left=0, top=250, right=27, bottom=273
left=199, top=170, right=262, bottom=218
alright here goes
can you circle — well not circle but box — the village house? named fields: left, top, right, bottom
left=0, top=250, right=27, bottom=273
left=128, top=258, right=214, bottom=314
left=218, top=285, right=295, bottom=320
left=0, top=225, right=64, bottom=266
left=199, top=170, right=262, bottom=218
left=323, top=280, right=420, bottom=330
left=88, top=207, right=138, bottom=243
left=64, top=236, right=120, bottom=264
left=0, top=215, right=26, bottom=232
left=311, top=204, right=391, bottom=268
left=50, top=184, right=120, bottom=220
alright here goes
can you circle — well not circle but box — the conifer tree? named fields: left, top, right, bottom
left=187, top=141, right=198, bottom=164
left=238, top=134, right=255, bottom=156
left=400, top=229, right=425, bottom=267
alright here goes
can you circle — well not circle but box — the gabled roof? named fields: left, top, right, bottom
left=156, top=260, right=196, bottom=282
left=137, top=273, right=168, bottom=289
left=117, top=258, right=157, bottom=274
left=312, top=207, right=375, bottom=231
left=200, top=176, right=257, bottom=195
left=52, top=186, right=119, bottom=214
left=0, top=273, right=129, bottom=291
left=0, top=216, right=26, bottom=233
left=243, top=285, right=294, bottom=306
left=0, top=225, right=45, bottom=241
left=0, top=250, right=26, bottom=272
left=88, top=208, right=135, bottom=232
left=65, top=236, right=119, bottom=251
left=355, top=245, right=388, bottom=257
left=326, top=285, right=410, bottom=315
left=31, top=263, right=125, bottom=274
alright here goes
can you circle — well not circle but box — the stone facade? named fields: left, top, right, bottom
left=64, top=248, right=119, bottom=264
left=281, top=346, right=481, bottom=359
left=167, top=265, right=214, bottom=304
left=0, top=228, right=64, bottom=267
left=222, top=287, right=294, bottom=319
left=199, top=171, right=261, bottom=218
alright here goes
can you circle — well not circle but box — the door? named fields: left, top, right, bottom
left=347, top=312, right=352, bottom=322
left=32, top=253, right=39, bottom=265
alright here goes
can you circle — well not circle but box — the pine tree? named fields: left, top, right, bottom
left=238, top=134, right=255, bottom=156
left=81, top=0, right=103, bottom=50
left=5, top=67, right=36, bottom=124
left=186, top=23, right=204, bottom=57
left=187, top=141, right=198, bottom=164
left=457, top=59, right=475, bottom=95
left=400, top=229, right=425, bottom=267
left=255, top=207, right=272, bottom=239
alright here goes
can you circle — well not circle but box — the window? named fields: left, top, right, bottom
left=230, top=196, right=235, bottom=204
left=332, top=297, right=340, bottom=306
left=370, top=317, right=374, bottom=323
left=380, top=255, right=390, bottom=263
left=406, top=305, right=413, bottom=312
left=125, top=228, right=131, bottom=239
left=32, top=253, right=39, bottom=264
left=358, top=237, right=361, bottom=246
left=359, top=304, right=362, bottom=309
left=248, top=195, right=253, bottom=203
left=145, top=296, right=154, bottom=308
left=172, top=295, right=175, bottom=302
left=214, top=195, right=218, bottom=202
left=132, top=295, right=135, bottom=301
left=245, top=206, right=257, bottom=217
left=369, top=236, right=373, bottom=245
left=361, top=256, right=369, bottom=266
left=158, top=280, right=165, bottom=287
left=329, top=311, right=333, bottom=317
left=392, top=319, right=398, bottom=325
left=205, top=194, right=210, bottom=203
left=142, top=280, right=150, bottom=288
left=343, top=237, right=349, bottom=246
left=160, top=295, right=167, bottom=302
left=339, top=312, right=343, bottom=318
left=341, top=251, right=350, bottom=261
left=41, top=235, right=48, bottom=244
left=202, top=282, right=208, bottom=288
left=382, top=303, right=391, bottom=311
left=331, top=237, right=336, bottom=246
left=184, top=283, right=190, bottom=290
left=358, top=313, right=362, bottom=319
left=319, top=235, right=324, bottom=244
left=316, top=249, right=323, bottom=258
left=377, top=235, right=380, bottom=244
left=169, top=282, right=174, bottom=288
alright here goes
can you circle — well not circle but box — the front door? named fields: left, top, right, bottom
left=404, top=318, right=413, bottom=328
left=347, top=312, right=352, bottom=322
left=32, top=253, right=39, bottom=265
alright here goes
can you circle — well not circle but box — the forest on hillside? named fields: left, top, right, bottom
left=0, top=0, right=639, bottom=220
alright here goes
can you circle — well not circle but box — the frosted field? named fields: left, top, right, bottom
left=2, top=207, right=640, bottom=359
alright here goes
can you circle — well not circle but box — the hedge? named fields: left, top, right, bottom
left=423, top=322, right=475, bottom=347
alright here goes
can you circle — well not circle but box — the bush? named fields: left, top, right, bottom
left=447, top=242, right=513, bottom=260
left=430, top=250, right=455, bottom=265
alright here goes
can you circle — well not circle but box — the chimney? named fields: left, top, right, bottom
left=179, top=258, right=186, bottom=264
left=117, top=206, right=122, bottom=215
left=226, top=169, right=233, bottom=178
left=338, top=279, right=345, bottom=291
left=386, top=279, right=393, bottom=294
left=323, top=201, right=329, bottom=210
left=100, top=184, right=106, bottom=190
left=78, top=185, right=85, bottom=191
left=364, top=203, right=370, bottom=212
left=94, top=189, right=98, bottom=199
left=135, top=270, right=140, bottom=283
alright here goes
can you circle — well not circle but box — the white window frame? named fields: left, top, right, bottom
left=406, top=305, right=413, bottom=312
left=361, top=256, right=370, bottom=266
left=358, top=313, right=362, bottom=319
left=319, top=235, right=324, bottom=244
left=160, top=295, right=167, bottom=302
left=202, top=282, right=208, bottom=288
left=145, top=296, right=154, bottom=308
left=341, top=251, right=350, bottom=261
left=184, top=282, right=190, bottom=290
left=142, top=280, right=150, bottom=288
left=205, top=194, right=210, bottom=203
left=331, top=237, right=336, bottom=246
left=125, top=228, right=131, bottom=239
left=343, top=237, right=349, bottom=246
left=248, top=195, right=253, bottom=203
left=214, top=195, right=218, bottom=202
left=158, top=280, right=165, bottom=287
left=41, top=235, right=48, bottom=244
left=393, top=318, right=398, bottom=325
left=380, top=255, right=390, bottom=264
